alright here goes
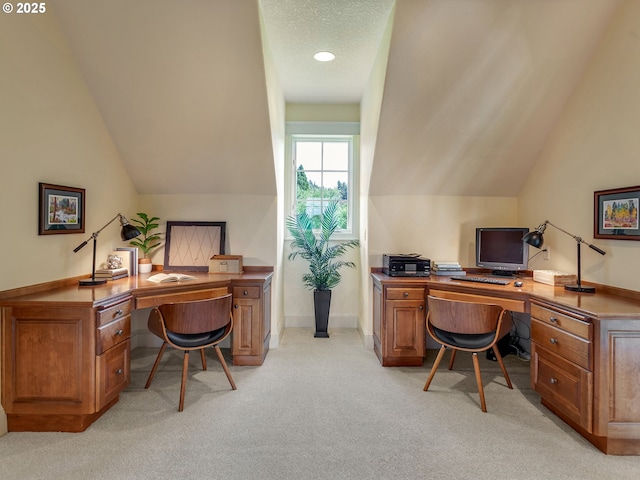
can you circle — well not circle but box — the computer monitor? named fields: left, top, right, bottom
left=475, top=227, right=529, bottom=276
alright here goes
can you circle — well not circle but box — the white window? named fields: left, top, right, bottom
left=286, top=123, right=359, bottom=237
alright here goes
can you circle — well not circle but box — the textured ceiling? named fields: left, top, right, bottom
left=259, top=0, right=394, bottom=103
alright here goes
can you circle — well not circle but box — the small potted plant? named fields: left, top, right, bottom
left=129, top=212, right=161, bottom=273
left=286, top=201, right=359, bottom=337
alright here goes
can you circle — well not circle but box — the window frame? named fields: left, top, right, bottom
left=285, top=122, right=359, bottom=240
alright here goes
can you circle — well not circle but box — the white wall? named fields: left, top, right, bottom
left=260, top=10, right=287, bottom=347
left=138, top=194, right=277, bottom=268
left=359, top=4, right=395, bottom=346
left=282, top=105, right=362, bottom=330
left=519, top=0, right=640, bottom=291
left=368, top=195, right=520, bottom=270
left=366, top=195, right=520, bottom=349
left=0, top=14, right=140, bottom=291
left=0, top=13, right=139, bottom=435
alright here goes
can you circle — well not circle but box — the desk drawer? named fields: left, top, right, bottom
left=531, top=304, right=591, bottom=340
left=96, top=339, right=130, bottom=410
left=233, top=286, right=261, bottom=299
left=532, top=343, right=592, bottom=432
left=96, top=316, right=130, bottom=355
left=386, top=287, right=425, bottom=301
left=531, top=319, right=591, bottom=370
left=97, top=300, right=132, bottom=328
left=428, top=289, right=525, bottom=313
left=136, top=287, right=228, bottom=309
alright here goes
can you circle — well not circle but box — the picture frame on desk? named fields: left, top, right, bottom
left=164, top=221, right=226, bottom=271
left=38, top=183, right=85, bottom=235
left=115, top=246, right=138, bottom=275
left=594, top=185, right=640, bottom=241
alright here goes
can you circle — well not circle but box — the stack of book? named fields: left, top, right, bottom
left=431, top=261, right=466, bottom=276
left=94, top=267, right=129, bottom=280
left=115, top=247, right=138, bottom=275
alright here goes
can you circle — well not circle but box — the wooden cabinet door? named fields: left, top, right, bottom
left=384, top=299, right=425, bottom=361
left=372, top=283, right=383, bottom=363
left=231, top=283, right=271, bottom=366
left=233, top=298, right=259, bottom=357
left=232, top=285, right=262, bottom=363
left=2, top=305, right=94, bottom=416
left=592, top=317, right=640, bottom=442
left=531, top=343, right=592, bottom=431
left=96, top=339, right=130, bottom=411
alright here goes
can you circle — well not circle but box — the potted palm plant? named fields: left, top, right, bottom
left=129, top=212, right=161, bottom=273
left=286, top=201, right=359, bottom=337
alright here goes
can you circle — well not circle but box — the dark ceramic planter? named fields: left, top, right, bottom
left=313, top=289, right=331, bottom=338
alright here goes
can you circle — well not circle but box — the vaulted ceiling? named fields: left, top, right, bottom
left=50, top=0, right=622, bottom=197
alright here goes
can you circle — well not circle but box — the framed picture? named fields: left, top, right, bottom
left=39, top=183, right=85, bottom=235
left=164, top=221, right=226, bottom=271
left=594, top=185, right=640, bottom=241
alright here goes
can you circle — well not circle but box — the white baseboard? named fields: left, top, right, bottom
left=285, top=314, right=358, bottom=329
left=358, top=327, right=374, bottom=350
left=0, top=406, right=6, bottom=437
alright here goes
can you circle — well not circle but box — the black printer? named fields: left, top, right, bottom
left=382, top=254, right=431, bottom=277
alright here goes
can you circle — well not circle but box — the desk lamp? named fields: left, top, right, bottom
left=522, top=220, right=606, bottom=293
left=73, top=213, right=141, bottom=286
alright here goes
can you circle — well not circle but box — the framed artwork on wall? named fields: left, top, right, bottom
left=163, top=221, right=226, bottom=271
left=39, top=183, right=85, bottom=235
left=594, top=185, right=640, bottom=241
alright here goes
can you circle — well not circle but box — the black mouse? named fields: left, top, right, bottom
left=514, top=281, right=523, bottom=287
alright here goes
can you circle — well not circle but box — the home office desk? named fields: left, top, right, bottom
left=372, top=271, right=640, bottom=455
left=0, top=268, right=272, bottom=432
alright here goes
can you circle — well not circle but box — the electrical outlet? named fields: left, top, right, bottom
left=543, top=247, right=550, bottom=260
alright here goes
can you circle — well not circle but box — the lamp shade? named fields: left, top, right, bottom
left=523, top=220, right=605, bottom=293
left=75, top=213, right=142, bottom=287
left=522, top=230, right=544, bottom=248
left=121, top=223, right=141, bottom=240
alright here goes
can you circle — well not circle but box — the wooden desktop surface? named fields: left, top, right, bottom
left=371, top=271, right=640, bottom=319
left=0, top=269, right=272, bottom=308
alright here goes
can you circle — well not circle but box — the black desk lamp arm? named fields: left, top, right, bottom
left=542, top=221, right=606, bottom=256
left=73, top=213, right=124, bottom=253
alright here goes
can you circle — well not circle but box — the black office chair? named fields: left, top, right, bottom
left=423, top=295, right=513, bottom=412
left=144, top=294, right=237, bottom=411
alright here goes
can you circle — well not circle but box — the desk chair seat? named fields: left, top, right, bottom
left=144, top=294, right=237, bottom=411
left=423, top=295, right=513, bottom=412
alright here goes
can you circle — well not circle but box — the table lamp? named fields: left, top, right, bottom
left=522, top=220, right=606, bottom=293
left=73, top=213, right=141, bottom=286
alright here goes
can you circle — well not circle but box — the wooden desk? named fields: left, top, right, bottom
left=0, top=269, right=272, bottom=432
left=371, top=271, right=640, bottom=455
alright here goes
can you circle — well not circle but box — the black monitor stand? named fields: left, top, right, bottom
left=490, top=270, right=516, bottom=277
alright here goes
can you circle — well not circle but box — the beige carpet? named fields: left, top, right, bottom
left=1, top=328, right=639, bottom=479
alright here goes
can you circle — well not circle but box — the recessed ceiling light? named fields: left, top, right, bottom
left=313, top=51, right=336, bottom=62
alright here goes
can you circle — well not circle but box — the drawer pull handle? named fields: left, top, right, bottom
left=115, top=368, right=123, bottom=375
left=418, top=305, right=424, bottom=311
left=234, top=304, right=238, bottom=309
left=549, top=338, right=558, bottom=344
left=113, top=309, right=123, bottom=318
left=243, top=290, right=248, bottom=296
left=403, top=292, right=409, bottom=297
left=549, top=316, right=558, bottom=323
left=549, top=378, right=558, bottom=384
left=115, top=329, right=123, bottom=336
